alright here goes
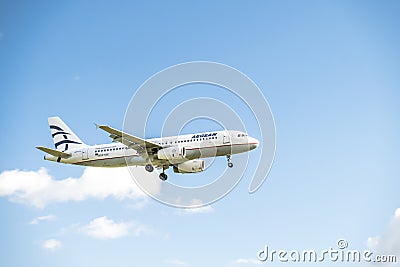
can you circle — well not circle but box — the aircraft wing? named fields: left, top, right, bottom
left=97, top=125, right=162, bottom=158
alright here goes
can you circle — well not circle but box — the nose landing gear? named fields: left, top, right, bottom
left=227, top=155, right=233, bottom=168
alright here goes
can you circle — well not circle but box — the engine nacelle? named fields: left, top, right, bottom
left=173, top=159, right=205, bottom=173
left=157, top=146, right=186, bottom=163
left=183, top=148, right=201, bottom=160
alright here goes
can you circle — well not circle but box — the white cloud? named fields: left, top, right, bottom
left=80, top=216, right=148, bottom=239
left=234, top=258, right=262, bottom=265
left=80, top=216, right=131, bottom=239
left=0, top=167, right=160, bottom=208
left=127, top=198, right=149, bottom=210
left=131, top=223, right=150, bottom=236
left=367, top=208, right=400, bottom=266
left=177, top=205, right=214, bottom=215
left=164, top=259, right=187, bottom=266
left=395, top=208, right=400, bottom=218
left=29, top=214, right=56, bottom=225
left=176, top=199, right=214, bottom=215
left=164, top=232, right=171, bottom=240
left=42, top=239, right=62, bottom=251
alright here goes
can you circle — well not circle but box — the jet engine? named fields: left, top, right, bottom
left=157, top=146, right=186, bottom=163
left=173, top=159, right=205, bottom=173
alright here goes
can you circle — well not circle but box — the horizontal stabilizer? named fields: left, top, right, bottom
left=36, top=146, right=71, bottom=158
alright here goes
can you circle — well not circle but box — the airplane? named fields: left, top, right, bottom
left=37, top=117, right=259, bottom=181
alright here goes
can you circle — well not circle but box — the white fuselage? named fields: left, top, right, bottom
left=44, top=130, right=259, bottom=167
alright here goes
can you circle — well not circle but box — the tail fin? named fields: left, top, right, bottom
left=48, top=117, right=85, bottom=151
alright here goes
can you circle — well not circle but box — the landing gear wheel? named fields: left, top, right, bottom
left=145, top=164, right=154, bottom=172
left=227, top=155, right=233, bottom=168
left=159, top=172, right=168, bottom=181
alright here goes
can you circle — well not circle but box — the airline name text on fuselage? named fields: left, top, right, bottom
left=191, top=133, right=218, bottom=139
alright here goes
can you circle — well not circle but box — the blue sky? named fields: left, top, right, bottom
left=0, top=1, right=399, bottom=266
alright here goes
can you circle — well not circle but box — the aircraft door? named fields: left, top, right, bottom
left=82, top=148, right=89, bottom=160
left=223, top=133, right=230, bottom=144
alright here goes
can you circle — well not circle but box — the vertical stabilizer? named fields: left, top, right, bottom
left=48, top=117, right=85, bottom=151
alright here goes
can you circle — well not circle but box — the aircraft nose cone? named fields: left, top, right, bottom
left=250, top=138, right=259, bottom=150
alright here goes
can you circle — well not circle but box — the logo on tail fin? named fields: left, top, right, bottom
left=48, top=117, right=85, bottom=151
left=50, top=125, right=82, bottom=151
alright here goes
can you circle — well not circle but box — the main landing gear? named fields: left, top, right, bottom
left=145, top=163, right=168, bottom=181
left=159, top=165, right=168, bottom=181
left=145, top=163, right=154, bottom=172
left=227, top=155, right=233, bottom=168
